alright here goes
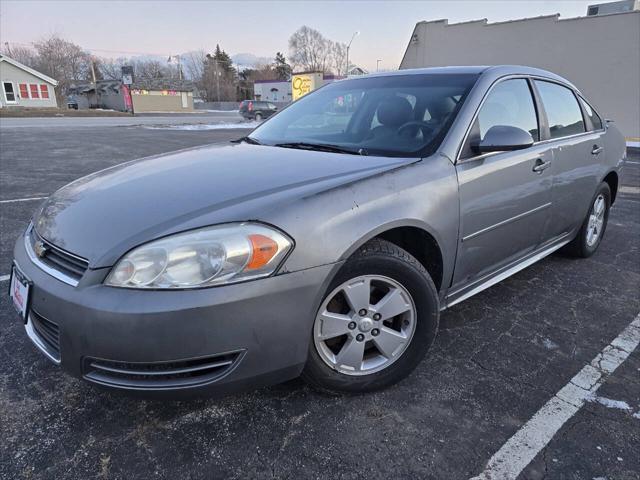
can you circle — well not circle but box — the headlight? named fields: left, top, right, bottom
left=105, top=223, right=293, bottom=289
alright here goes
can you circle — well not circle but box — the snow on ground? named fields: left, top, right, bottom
left=143, top=121, right=260, bottom=131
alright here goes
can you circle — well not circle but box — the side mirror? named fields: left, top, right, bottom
left=472, top=125, right=534, bottom=154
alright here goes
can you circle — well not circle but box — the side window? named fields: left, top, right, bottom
left=461, top=79, right=538, bottom=158
left=535, top=81, right=585, bottom=139
left=579, top=97, right=603, bottom=131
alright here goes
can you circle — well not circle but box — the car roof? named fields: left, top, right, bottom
left=361, top=65, right=579, bottom=92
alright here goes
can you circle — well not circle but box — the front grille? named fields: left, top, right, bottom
left=29, top=310, right=61, bottom=362
left=83, top=351, right=244, bottom=390
left=28, top=227, right=89, bottom=284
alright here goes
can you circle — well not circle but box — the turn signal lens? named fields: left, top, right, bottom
left=247, top=234, right=278, bottom=270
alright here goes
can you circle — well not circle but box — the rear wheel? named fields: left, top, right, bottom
left=564, top=182, right=611, bottom=258
left=302, top=239, right=439, bottom=393
left=254, top=113, right=263, bottom=121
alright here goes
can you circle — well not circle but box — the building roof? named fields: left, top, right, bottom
left=0, top=54, right=58, bottom=86
left=130, top=79, right=194, bottom=92
left=254, top=79, right=290, bottom=84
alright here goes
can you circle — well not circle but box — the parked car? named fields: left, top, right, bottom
left=10, top=66, right=625, bottom=398
left=66, top=96, right=79, bottom=110
left=239, top=100, right=277, bottom=121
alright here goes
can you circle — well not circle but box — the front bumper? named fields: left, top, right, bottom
left=13, top=232, right=337, bottom=398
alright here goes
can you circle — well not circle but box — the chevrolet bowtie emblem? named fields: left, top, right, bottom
left=34, top=240, right=48, bottom=258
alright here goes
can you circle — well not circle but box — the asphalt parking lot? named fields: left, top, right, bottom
left=0, top=120, right=638, bottom=480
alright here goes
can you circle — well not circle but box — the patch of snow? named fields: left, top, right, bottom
left=633, top=411, right=640, bottom=419
left=587, top=394, right=632, bottom=411
left=542, top=338, right=560, bottom=350
left=143, top=121, right=259, bottom=131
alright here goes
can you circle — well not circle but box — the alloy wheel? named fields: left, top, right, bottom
left=313, top=275, right=416, bottom=376
left=586, top=193, right=606, bottom=247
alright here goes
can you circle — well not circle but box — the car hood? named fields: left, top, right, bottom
left=34, top=143, right=414, bottom=268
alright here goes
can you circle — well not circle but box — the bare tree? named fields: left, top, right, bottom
left=288, top=26, right=332, bottom=73
left=328, top=41, right=347, bottom=76
left=288, top=26, right=349, bottom=75
left=30, top=35, right=93, bottom=102
left=1, top=43, right=38, bottom=67
left=182, top=50, right=206, bottom=82
left=99, top=57, right=127, bottom=80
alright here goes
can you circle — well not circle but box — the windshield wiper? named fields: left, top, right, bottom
left=231, top=136, right=262, bottom=145
left=274, top=142, right=367, bottom=156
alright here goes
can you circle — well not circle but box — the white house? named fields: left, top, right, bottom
left=0, top=54, right=58, bottom=108
left=253, top=79, right=291, bottom=102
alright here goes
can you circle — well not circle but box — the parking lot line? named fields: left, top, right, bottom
left=470, top=313, right=640, bottom=480
left=0, top=196, right=47, bottom=204
left=0, top=274, right=9, bottom=282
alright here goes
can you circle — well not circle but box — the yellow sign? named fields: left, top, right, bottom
left=292, top=73, right=322, bottom=101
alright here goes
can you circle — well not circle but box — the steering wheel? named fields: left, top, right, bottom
left=397, top=121, right=436, bottom=138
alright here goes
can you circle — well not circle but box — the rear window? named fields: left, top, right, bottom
left=535, top=81, right=585, bottom=139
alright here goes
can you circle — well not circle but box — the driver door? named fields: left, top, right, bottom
left=450, top=78, right=554, bottom=294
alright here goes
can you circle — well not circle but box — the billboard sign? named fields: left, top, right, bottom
left=121, top=66, right=134, bottom=85
left=292, top=72, right=322, bottom=101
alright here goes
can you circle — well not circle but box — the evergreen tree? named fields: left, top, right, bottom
left=274, top=52, right=291, bottom=80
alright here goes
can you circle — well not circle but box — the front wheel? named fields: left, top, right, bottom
left=302, top=239, right=439, bottom=394
left=563, top=182, right=611, bottom=258
left=254, top=113, right=263, bottom=121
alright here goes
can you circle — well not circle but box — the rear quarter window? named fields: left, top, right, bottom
left=579, top=97, right=603, bottom=131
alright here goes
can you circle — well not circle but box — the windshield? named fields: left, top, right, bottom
left=250, top=73, right=479, bottom=157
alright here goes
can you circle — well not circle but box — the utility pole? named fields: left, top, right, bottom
left=90, top=58, right=98, bottom=108
left=345, top=31, right=360, bottom=77
left=376, top=59, right=382, bottom=72
left=215, top=60, right=220, bottom=101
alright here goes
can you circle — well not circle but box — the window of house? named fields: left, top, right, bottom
left=19, top=84, right=29, bottom=99
left=2, top=82, right=16, bottom=103
left=534, top=80, right=585, bottom=139
left=40, top=84, right=50, bottom=99
left=29, top=84, right=40, bottom=99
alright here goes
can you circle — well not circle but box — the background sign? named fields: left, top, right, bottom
left=121, top=66, right=134, bottom=85
left=291, top=72, right=322, bottom=101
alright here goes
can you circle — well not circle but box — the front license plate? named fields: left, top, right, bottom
left=9, top=263, right=31, bottom=322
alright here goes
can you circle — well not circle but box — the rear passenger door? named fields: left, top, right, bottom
left=533, top=80, right=606, bottom=244
left=452, top=78, right=554, bottom=291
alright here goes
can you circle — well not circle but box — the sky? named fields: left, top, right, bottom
left=0, top=0, right=606, bottom=70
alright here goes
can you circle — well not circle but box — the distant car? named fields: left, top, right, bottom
left=10, top=66, right=625, bottom=398
left=239, top=100, right=277, bottom=121
left=66, top=97, right=79, bottom=110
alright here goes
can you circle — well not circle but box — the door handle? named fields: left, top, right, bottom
left=532, top=158, right=551, bottom=173
left=591, top=145, right=603, bottom=155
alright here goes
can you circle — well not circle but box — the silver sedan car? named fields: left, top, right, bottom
left=10, top=66, right=625, bottom=398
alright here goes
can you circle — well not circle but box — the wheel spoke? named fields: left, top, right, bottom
left=373, top=327, right=407, bottom=359
left=342, top=277, right=371, bottom=312
left=317, top=311, right=353, bottom=340
left=335, top=337, right=365, bottom=371
left=373, top=287, right=411, bottom=321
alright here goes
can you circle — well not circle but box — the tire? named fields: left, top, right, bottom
left=302, top=238, right=439, bottom=394
left=254, top=113, right=263, bottom=121
left=563, top=182, right=611, bottom=258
